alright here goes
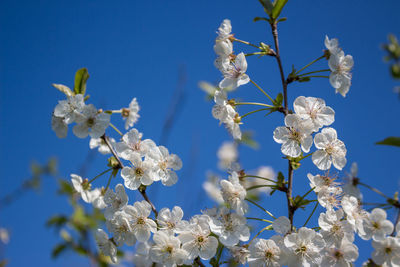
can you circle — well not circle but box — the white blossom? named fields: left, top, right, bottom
left=95, top=229, right=118, bottom=263
left=341, top=195, right=367, bottom=236
left=203, top=172, right=224, bottom=204
left=104, top=184, right=128, bottom=220
left=273, top=216, right=291, bottom=235
left=53, top=94, right=85, bottom=124
left=293, top=96, right=335, bottom=132
left=372, top=236, right=400, bottom=266
left=178, top=217, right=218, bottom=261
left=284, top=227, right=325, bottom=267
left=106, top=211, right=136, bottom=246
left=220, top=171, right=248, bottom=215
left=70, top=174, right=97, bottom=203
left=150, top=231, right=188, bottom=267
left=229, top=245, right=250, bottom=265
left=217, top=141, right=238, bottom=170
left=360, top=208, right=394, bottom=241
left=343, top=162, right=362, bottom=200
left=51, top=115, right=68, bottom=138
left=273, top=114, right=313, bottom=158
left=318, top=209, right=355, bottom=247
left=321, top=240, right=359, bottom=267
left=325, top=35, right=340, bottom=54
left=132, top=241, right=155, bottom=267
left=121, top=154, right=155, bottom=190
left=157, top=206, right=189, bottom=234
left=312, top=127, right=347, bottom=170
left=124, top=201, right=157, bottom=242
left=73, top=104, right=110, bottom=138
left=115, top=128, right=156, bottom=160
left=248, top=238, right=281, bottom=267
left=329, top=51, right=353, bottom=97
left=122, top=97, right=140, bottom=130
left=148, top=146, right=182, bottom=186
left=205, top=207, right=250, bottom=246
left=219, top=53, right=250, bottom=90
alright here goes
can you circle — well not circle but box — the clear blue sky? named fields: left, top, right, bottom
left=1, top=0, right=400, bottom=266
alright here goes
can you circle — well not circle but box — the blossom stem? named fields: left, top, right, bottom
left=104, top=172, right=113, bottom=191
left=303, top=75, right=329, bottom=78
left=303, top=201, right=319, bottom=227
left=245, top=52, right=266, bottom=57
left=295, top=187, right=316, bottom=207
left=246, top=184, right=275, bottom=191
left=243, top=175, right=277, bottom=183
left=233, top=38, right=260, bottom=49
left=249, top=80, right=275, bottom=103
left=246, top=217, right=273, bottom=223
left=359, top=182, right=392, bottom=199
left=109, top=123, right=123, bottom=136
left=247, top=225, right=272, bottom=245
left=235, top=102, right=274, bottom=108
left=298, top=69, right=330, bottom=77
left=88, top=168, right=112, bottom=184
left=240, top=108, right=271, bottom=119
left=245, top=198, right=276, bottom=219
left=100, top=134, right=159, bottom=217
left=295, top=55, right=325, bottom=74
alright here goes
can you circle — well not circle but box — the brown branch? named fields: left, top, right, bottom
left=100, top=134, right=158, bottom=217
left=270, top=21, right=295, bottom=231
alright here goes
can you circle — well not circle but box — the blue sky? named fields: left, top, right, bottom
left=1, top=0, right=400, bottom=266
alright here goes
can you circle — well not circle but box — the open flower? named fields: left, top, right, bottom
left=293, top=96, right=335, bottom=132
left=73, top=104, right=110, bottom=138
left=219, top=53, right=250, bottom=90
left=122, top=97, right=140, bottom=130
left=273, top=114, right=313, bottom=158
left=312, top=127, right=346, bottom=170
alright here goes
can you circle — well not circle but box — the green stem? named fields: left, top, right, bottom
left=245, top=198, right=276, bottom=219
left=105, top=172, right=114, bottom=191
left=304, top=75, right=329, bottom=78
left=250, top=80, right=275, bottom=103
left=298, top=69, right=330, bottom=77
left=303, top=201, right=318, bottom=227
left=109, top=123, right=123, bottom=136
left=248, top=225, right=272, bottom=245
left=88, top=168, right=113, bottom=184
left=295, top=55, right=325, bottom=74
left=246, top=184, right=275, bottom=191
left=235, top=102, right=274, bottom=108
left=295, top=187, right=316, bottom=207
left=233, top=38, right=260, bottom=49
left=240, top=108, right=270, bottom=119
left=245, top=52, right=266, bottom=57
left=244, top=175, right=277, bottom=184
left=359, top=182, right=392, bottom=199
left=246, top=217, right=273, bottom=224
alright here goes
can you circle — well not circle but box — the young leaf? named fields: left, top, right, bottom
left=258, top=0, right=274, bottom=17
left=376, top=137, right=400, bottom=147
left=73, top=68, right=89, bottom=95
left=52, top=83, right=73, bottom=97
left=271, top=0, right=289, bottom=20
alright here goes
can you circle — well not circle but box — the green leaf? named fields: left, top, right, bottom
left=73, top=68, right=89, bottom=95
left=46, top=215, right=68, bottom=228
left=271, top=0, right=289, bottom=20
left=58, top=179, right=74, bottom=196
left=253, top=17, right=269, bottom=22
left=240, top=131, right=260, bottom=149
left=52, top=243, right=69, bottom=258
left=274, top=93, right=283, bottom=106
left=376, top=136, right=400, bottom=147
left=258, top=0, right=274, bottom=16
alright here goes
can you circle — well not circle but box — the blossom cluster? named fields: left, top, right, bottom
left=49, top=13, right=398, bottom=267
